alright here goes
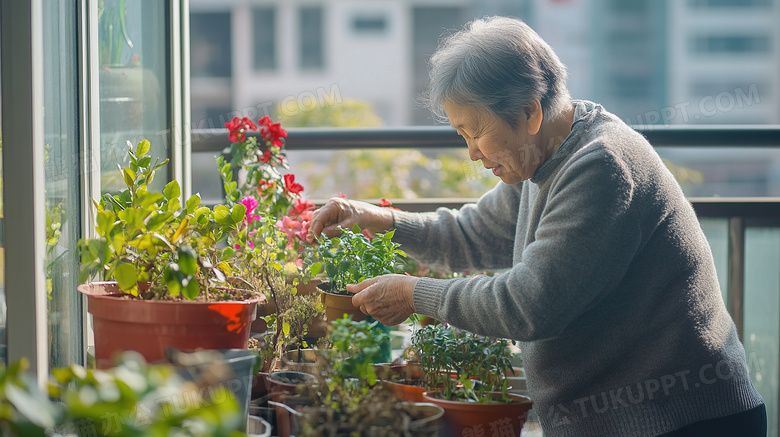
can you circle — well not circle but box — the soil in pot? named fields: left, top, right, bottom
left=422, top=391, right=533, bottom=437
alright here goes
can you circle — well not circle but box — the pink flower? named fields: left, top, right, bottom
left=338, top=192, right=348, bottom=199
left=235, top=243, right=241, bottom=250
left=247, top=240, right=255, bottom=249
left=239, top=196, right=260, bottom=224
left=276, top=216, right=303, bottom=248
left=296, top=220, right=313, bottom=243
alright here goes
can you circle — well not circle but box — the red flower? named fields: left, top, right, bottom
left=338, top=192, right=348, bottom=199
left=292, top=198, right=315, bottom=215
left=257, top=116, right=287, bottom=148
left=283, top=174, right=304, bottom=195
left=225, top=116, right=258, bottom=143
left=259, top=149, right=272, bottom=164
left=378, top=198, right=393, bottom=207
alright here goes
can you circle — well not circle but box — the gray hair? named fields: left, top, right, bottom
left=426, top=16, right=571, bottom=128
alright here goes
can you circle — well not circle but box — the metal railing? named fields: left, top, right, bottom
left=192, top=125, right=780, bottom=341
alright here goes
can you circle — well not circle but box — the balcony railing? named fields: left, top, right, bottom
left=194, top=125, right=780, bottom=435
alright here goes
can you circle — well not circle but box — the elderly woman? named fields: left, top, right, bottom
left=309, top=16, right=765, bottom=437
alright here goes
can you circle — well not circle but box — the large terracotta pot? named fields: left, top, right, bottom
left=382, top=363, right=426, bottom=402
left=78, top=282, right=262, bottom=369
left=421, top=391, right=533, bottom=437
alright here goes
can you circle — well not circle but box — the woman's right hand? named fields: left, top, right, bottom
left=308, top=198, right=394, bottom=239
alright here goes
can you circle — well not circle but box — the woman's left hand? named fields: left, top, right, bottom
left=348, top=274, right=419, bottom=326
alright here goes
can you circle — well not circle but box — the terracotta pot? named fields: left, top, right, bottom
left=78, top=282, right=262, bottom=369
left=266, top=371, right=316, bottom=437
left=421, top=391, right=533, bottom=437
left=384, top=380, right=427, bottom=403
left=316, top=282, right=365, bottom=322
left=252, top=371, right=270, bottom=399
left=266, top=371, right=316, bottom=403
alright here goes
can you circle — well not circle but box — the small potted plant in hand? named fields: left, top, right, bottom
left=77, top=140, right=265, bottom=368
left=412, top=324, right=533, bottom=436
left=310, top=224, right=407, bottom=322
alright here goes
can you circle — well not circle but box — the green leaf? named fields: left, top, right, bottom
left=231, top=203, right=247, bottom=225
left=171, top=216, right=191, bottom=244
left=282, top=322, right=291, bottom=337
left=182, top=279, right=199, bottom=300
left=138, top=156, right=151, bottom=168
left=309, top=262, right=323, bottom=277
left=136, top=139, right=151, bottom=157
left=146, top=211, right=173, bottom=232
left=122, top=168, right=137, bottom=188
left=163, top=180, right=181, bottom=201
left=113, top=263, right=138, bottom=292
left=177, top=246, right=198, bottom=276
left=352, top=224, right=361, bottom=233
left=96, top=210, right=116, bottom=236
left=185, top=194, right=201, bottom=213
left=214, top=209, right=231, bottom=226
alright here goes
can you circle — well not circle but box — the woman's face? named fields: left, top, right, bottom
left=444, top=100, right=541, bottom=185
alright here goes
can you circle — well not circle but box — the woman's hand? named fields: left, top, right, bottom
left=309, top=198, right=394, bottom=238
left=349, top=274, right=419, bottom=326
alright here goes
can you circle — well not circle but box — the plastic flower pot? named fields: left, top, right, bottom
left=174, top=349, right=257, bottom=432
left=317, top=282, right=365, bottom=322
left=78, top=282, right=262, bottom=369
left=421, top=391, right=533, bottom=437
left=246, top=415, right=272, bottom=437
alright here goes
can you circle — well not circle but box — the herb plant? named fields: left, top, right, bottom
left=312, top=225, right=407, bottom=295
left=411, top=324, right=515, bottom=403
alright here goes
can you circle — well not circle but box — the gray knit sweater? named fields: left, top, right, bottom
left=391, top=102, right=763, bottom=436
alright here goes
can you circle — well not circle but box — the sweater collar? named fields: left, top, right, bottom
left=530, top=100, right=601, bottom=185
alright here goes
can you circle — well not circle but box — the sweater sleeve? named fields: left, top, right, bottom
left=413, top=147, right=644, bottom=341
left=390, top=181, right=521, bottom=272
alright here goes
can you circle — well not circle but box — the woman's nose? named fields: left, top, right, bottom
left=466, top=140, right=483, bottom=161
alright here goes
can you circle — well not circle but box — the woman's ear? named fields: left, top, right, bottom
left=524, top=99, right=543, bottom=136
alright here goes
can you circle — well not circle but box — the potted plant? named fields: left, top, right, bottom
left=0, top=353, right=249, bottom=436
left=412, top=324, right=533, bottom=436
left=271, top=317, right=444, bottom=437
left=217, top=117, right=325, bottom=376
left=310, top=224, right=407, bottom=323
left=77, top=140, right=265, bottom=368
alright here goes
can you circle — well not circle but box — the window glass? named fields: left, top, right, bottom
left=42, top=1, right=83, bottom=368
left=253, top=7, right=276, bottom=71
left=0, top=2, right=5, bottom=365
left=299, top=7, right=324, bottom=70
left=744, top=227, right=780, bottom=437
left=191, top=12, right=231, bottom=78
left=99, top=0, right=170, bottom=193
left=190, top=1, right=780, bottom=202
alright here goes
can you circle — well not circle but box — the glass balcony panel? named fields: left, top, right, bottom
left=42, top=1, right=83, bottom=368
left=744, top=227, right=780, bottom=437
left=99, top=0, right=170, bottom=193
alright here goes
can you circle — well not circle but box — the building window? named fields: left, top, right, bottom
left=692, top=35, right=771, bottom=54
left=299, top=7, right=324, bottom=70
left=253, top=7, right=277, bottom=71
left=190, top=12, right=231, bottom=78
left=352, top=15, right=388, bottom=33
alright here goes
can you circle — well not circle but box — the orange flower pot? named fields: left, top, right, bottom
left=421, top=391, right=533, bottom=437
left=78, top=282, right=262, bottom=369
